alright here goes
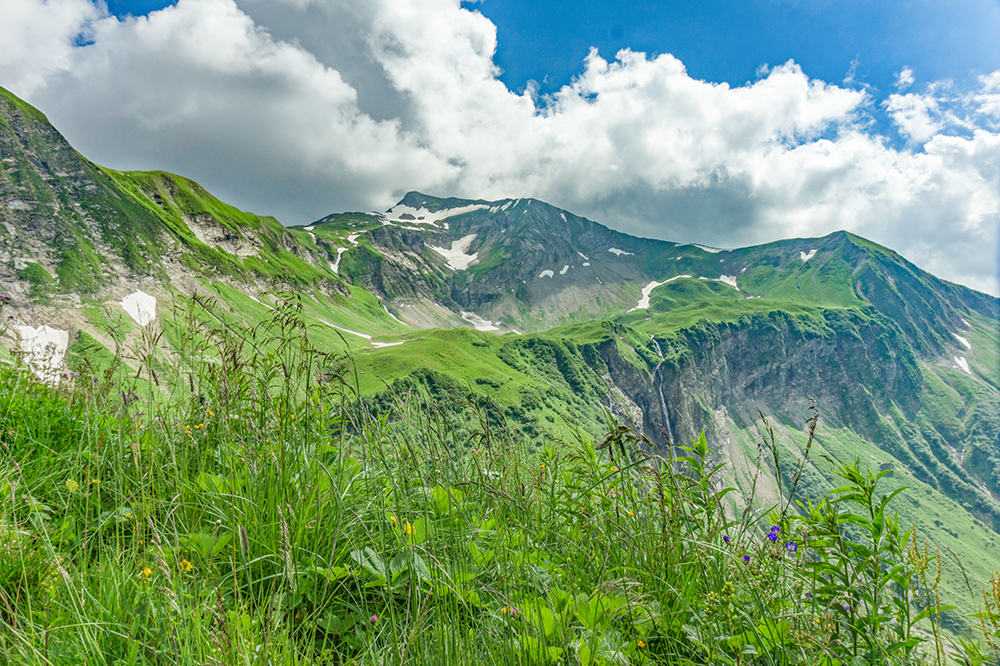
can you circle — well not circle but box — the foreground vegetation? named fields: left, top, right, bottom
left=2, top=298, right=1000, bottom=666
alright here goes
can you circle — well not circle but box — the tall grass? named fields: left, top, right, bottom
left=0, top=295, right=995, bottom=665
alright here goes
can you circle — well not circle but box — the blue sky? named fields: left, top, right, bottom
left=475, top=0, right=1000, bottom=93
left=2, top=0, right=999, bottom=294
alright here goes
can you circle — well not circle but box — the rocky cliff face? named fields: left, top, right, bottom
left=586, top=308, right=1000, bottom=532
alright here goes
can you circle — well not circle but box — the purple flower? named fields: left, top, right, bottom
left=806, top=593, right=814, bottom=599
left=370, top=614, right=378, bottom=624
left=770, top=525, right=780, bottom=534
left=785, top=541, right=798, bottom=553
left=767, top=532, right=778, bottom=542
left=723, top=535, right=730, bottom=544
left=743, top=554, right=751, bottom=564
left=844, top=604, right=851, bottom=612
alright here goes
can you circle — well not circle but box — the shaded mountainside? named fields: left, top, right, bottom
left=3, top=84, right=1000, bottom=626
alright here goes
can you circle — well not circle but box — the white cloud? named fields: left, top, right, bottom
left=895, top=67, right=915, bottom=90
left=0, top=0, right=100, bottom=95
left=1, top=0, right=997, bottom=296
left=884, top=91, right=944, bottom=143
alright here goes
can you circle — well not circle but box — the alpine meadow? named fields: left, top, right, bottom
left=2, top=67, right=1000, bottom=666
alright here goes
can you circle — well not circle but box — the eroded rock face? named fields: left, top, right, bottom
left=592, top=310, right=1000, bottom=532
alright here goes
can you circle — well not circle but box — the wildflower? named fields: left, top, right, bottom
left=389, top=516, right=398, bottom=525
left=66, top=479, right=79, bottom=492
left=770, top=524, right=780, bottom=535
left=540, top=464, right=546, bottom=471
left=471, top=449, right=481, bottom=455
left=290, top=414, right=295, bottom=419
left=844, top=604, right=851, bottom=612
left=723, top=535, right=730, bottom=544
left=404, top=522, right=414, bottom=535
left=208, top=410, right=214, bottom=417
left=369, top=614, right=377, bottom=625
left=637, top=640, right=646, bottom=649
left=91, top=479, right=100, bottom=485
left=806, top=593, right=814, bottom=599
left=610, top=466, right=617, bottom=473
left=179, top=559, right=194, bottom=573
left=743, top=554, right=751, bottom=564
left=785, top=541, right=798, bottom=554
left=125, top=512, right=132, bottom=519
left=767, top=532, right=778, bottom=542
left=141, top=567, right=153, bottom=578
left=628, top=510, right=634, bottom=517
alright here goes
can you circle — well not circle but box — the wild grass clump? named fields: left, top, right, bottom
left=0, top=296, right=995, bottom=665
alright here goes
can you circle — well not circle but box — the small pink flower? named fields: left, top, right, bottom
left=370, top=614, right=378, bottom=625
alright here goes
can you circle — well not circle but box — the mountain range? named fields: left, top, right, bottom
left=2, top=84, right=999, bottom=625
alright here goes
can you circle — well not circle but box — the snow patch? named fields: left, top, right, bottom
left=955, top=356, right=971, bottom=374
left=247, top=293, right=274, bottom=309
left=430, top=233, right=479, bottom=271
left=307, top=232, right=317, bottom=244
left=577, top=252, right=590, bottom=261
left=383, top=203, right=488, bottom=225
left=697, top=276, right=740, bottom=291
left=693, top=244, right=724, bottom=254
left=560, top=265, right=570, bottom=275
left=583, top=262, right=590, bottom=267
left=318, top=319, right=371, bottom=340
left=608, top=248, right=634, bottom=257
left=954, top=333, right=972, bottom=350
left=382, top=303, right=405, bottom=325
left=372, top=341, right=404, bottom=348
left=500, top=201, right=513, bottom=212
left=17, top=325, right=69, bottom=384
left=304, top=226, right=314, bottom=231
left=961, top=318, right=970, bottom=327
left=121, top=290, right=157, bottom=326
left=347, top=233, right=360, bottom=246
left=331, top=247, right=348, bottom=273
left=560, top=213, right=566, bottom=221
left=539, top=270, right=554, bottom=278
left=718, top=275, right=740, bottom=291
left=629, top=276, right=692, bottom=312
left=461, top=311, right=500, bottom=332
left=800, top=249, right=817, bottom=262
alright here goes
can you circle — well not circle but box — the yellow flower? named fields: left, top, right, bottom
left=179, top=559, right=194, bottom=573
left=540, top=464, right=546, bottom=471
left=610, top=466, right=617, bottom=473
left=628, top=510, right=634, bottom=517
left=125, top=512, right=132, bottom=519
left=91, top=478, right=100, bottom=484
left=208, top=410, right=214, bottom=417
left=637, top=640, right=646, bottom=649
left=185, top=425, right=192, bottom=434
left=65, top=479, right=79, bottom=492
left=289, top=414, right=295, bottom=419
left=403, top=522, right=414, bottom=536
left=141, top=567, right=152, bottom=578
left=389, top=516, right=398, bottom=525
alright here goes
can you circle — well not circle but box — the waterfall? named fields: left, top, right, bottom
left=651, top=337, right=675, bottom=444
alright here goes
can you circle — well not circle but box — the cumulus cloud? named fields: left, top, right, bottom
left=895, top=67, right=915, bottom=90
left=1, top=0, right=997, bottom=295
